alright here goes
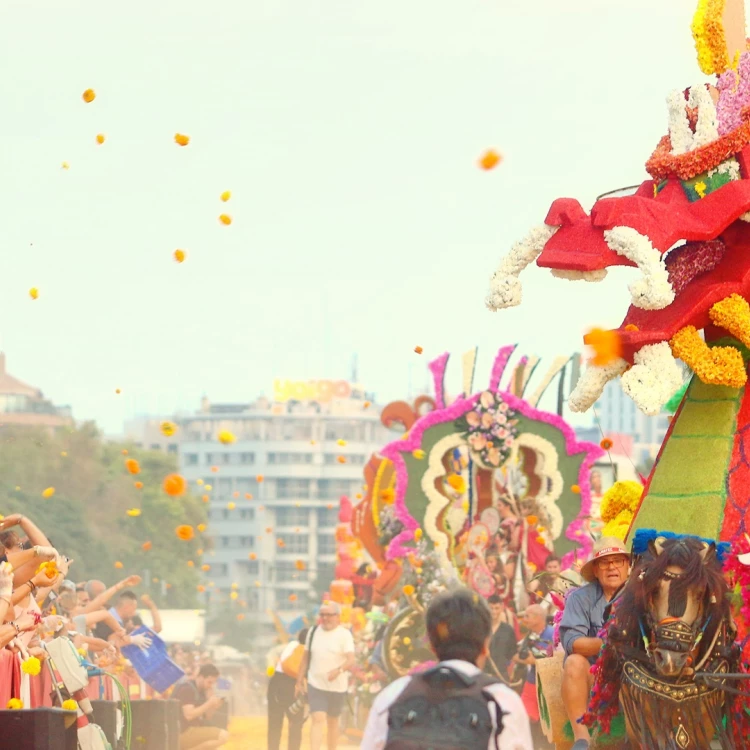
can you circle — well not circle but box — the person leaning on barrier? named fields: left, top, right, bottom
left=559, top=538, right=631, bottom=750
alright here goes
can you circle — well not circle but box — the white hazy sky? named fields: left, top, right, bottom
left=0, top=0, right=707, bottom=433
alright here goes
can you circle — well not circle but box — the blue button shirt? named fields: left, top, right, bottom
left=559, top=581, right=610, bottom=661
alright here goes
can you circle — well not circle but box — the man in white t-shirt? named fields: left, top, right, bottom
left=296, top=602, right=355, bottom=750
left=360, top=588, right=533, bottom=750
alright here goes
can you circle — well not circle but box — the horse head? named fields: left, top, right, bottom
left=643, top=536, right=722, bottom=678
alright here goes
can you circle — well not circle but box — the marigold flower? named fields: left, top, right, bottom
left=197, top=548, right=203, bottom=555
left=363, top=401, right=371, bottom=409
left=197, top=585, right=206, bottom=593
left=160, top=421, right=178, bottom=436
left=478, top=149, right=502, bottom=170
left=288, top=594, right=297, bottom=602
left=96, top=134, right=105, bottom=145
left=414, top=346, right=423, bottom=354
left=197, top=523, right=207, bottom=532
left=202, top=564, right=211, bottom=571
left=42, top=487, right=55, bottom=499
left=174, top=133, right=190, bottom=146
left=585, top=328, right=623, bottom=367
left=134, top=481, right=143, bottom=490
left=197, top=479, right=204, bottom=486
left=295, top=560, right=306, bottom=571
left=600, top=438, right=614, bottom=450
left=141, top=541, right=152, bottom=551
left=402, top=585, right=415, bottom=597
left=266, top=527, right=273, bottom=534
left=220, top=191, right=231, bottom=202
left=126, top=508, right=141, bottom=517
left=122, top=449, right=129, bottom=456
left=211, top=466, right=219, bottom=473
left=176, top=524, right=195, bottom=541
left=61, top=162, right=70, bottom=170
left=61, top=451, right=67, bottom=457
left=230, top=591, right=239, bottom=600
left=412, top=449, right=426, bottom=460
left=446, top=474, right=467, bottom=494
left=125, top=458, right=141, bottom=475
left=187, top=560, right=194, bottom=567
left=237, top=613, right=246, bottom=621
left=29, top=287, right=39, bottom=300
left=277, top=539, right=285, bottom=548
left=218, top=430, right=236, bottom=444
left=414, top=529, right=423, bottom=541
left=245, top=493, right=253, bottom=500
left=62, top=700, right=78, bottom=711
left=202, top=495, right=209, bottom=503
left=114, top=561, right=123, bottom=569
left=337, top=456, right=347, bottom=464
left=6, top=698, right=23, bottom=710
left=571, top=484, right=581, bottom=494
left=205, top=484, right=212, bottom=491
left=227, top=502, right=236, bottom=510
left=403, top=637, right=411, bottom=646
left=526, top=515, right=538, bottom=525
left=163, top=473, right=187, bottom=497
left=82, top=89, right=96, bottom=103
left=219, top=214, right=232, bottom=225
left=233, top=491, right=240, bottom=498
left=380, top=488, right=395, bottom=504
left=249, top=553, right=257, bottom=560
left=256, top=475, right=264, bottom=483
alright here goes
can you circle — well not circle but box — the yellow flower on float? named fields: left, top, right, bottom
left=6, top=698, right=23, bottom=710
left=21, top=656, right=41, bottom=676
left=62, top=699, right=78, bottom=711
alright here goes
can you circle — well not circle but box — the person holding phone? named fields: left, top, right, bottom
left=173, top=663, right=229, bottom=749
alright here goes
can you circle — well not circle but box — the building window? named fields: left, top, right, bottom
left=184, top=453, right=199, bottom=465
left=206, top=452, right=231, bottom=465
left=276, top=507, right=309, bottom=527
left=274, top=561, right=305, bottom=583
left=239, top=509, right=255, bottom=521
left=267, top=421, right=313, bottom=441
left=324, top=453, right=366, bottom=465
left=317, top=507, right=338, bottom=528
left=323, top=421, right=366, bottom=442
left=245, top=560, right=259, bottom=576
left=317, top=479, right=351, bottom=498
left=317, top=533, right=336, bottom=555
left=167, top=444, right=178, bottom=455
left=239, top=536, right=254, bottom=548
left=277, top=534, right=308, bottom=554
left=276, top=478, right=311, bottom=499
left=150, top=444, right=161, bottom=451
left=268, top=452, right=313, bottom=465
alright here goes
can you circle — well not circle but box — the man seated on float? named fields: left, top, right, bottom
left=559, top=537, right=630, bottom=750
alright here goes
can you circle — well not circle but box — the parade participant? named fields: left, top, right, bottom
left=267, top=628, right=308, bottom=750
left=484, top=594, right=517, bottom=680
left=528, top=555, right=562, bottom=618
left=512, top=605, right=554, bottom=747
left=173, top=663, right=229, bottom=750
left=361, top=588, right=532, bottom=750
left=295, top=602, right=355, bottom=750
left=559, top=538, right=630, bottom=750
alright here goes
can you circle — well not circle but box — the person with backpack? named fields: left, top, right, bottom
left=295, top=601, right=356, bottom=750
left=268, top=628, right=309, bottom=750
left=360, top=587, right=533, bottom=750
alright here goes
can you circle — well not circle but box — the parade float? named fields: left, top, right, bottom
left=486, top=1, right=750, bottom=747
left=325, top=344, right=605, bottom=728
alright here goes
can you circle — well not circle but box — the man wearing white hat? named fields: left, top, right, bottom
left=559, top=537, right=630, bottom=750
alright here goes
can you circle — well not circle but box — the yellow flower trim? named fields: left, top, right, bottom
left=671, top=325, right=747, bottom=388
left=602, top=516, right=632, bottom=541
left=600, top=481, right=643, bottom=523
left=695, top=181, right=708, bottom=199
left=709, top=293, right=750, bottom=347
left=21, top=656, right=41, bottom=676
left=692, top=0, right=730, bottom=75
left=62, top=699, right=78, bottom=711
left=6, top=698, right=23, bottom=710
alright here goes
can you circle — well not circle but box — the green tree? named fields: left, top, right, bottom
left=0, top=423, right=207, bottom=606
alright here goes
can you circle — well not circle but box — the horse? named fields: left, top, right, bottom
left=586, top=535, right=745, bottom=750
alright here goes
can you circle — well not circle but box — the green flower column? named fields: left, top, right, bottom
left=628, top=338, right=749, bottom=543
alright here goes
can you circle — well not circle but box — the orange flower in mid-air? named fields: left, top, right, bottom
left=173, top=249, right=186, bottom=263
left=414, top=346, right=423, bottom=354
left=202, top=495, right=209, bottom=503
left=82, top=88, right=96, bottom=103
left=114, top=561, right=123, bottom=569
left=122, top=449, right=129, bottom=456
left=29, top=288, right=39, bottom=300
left=174, top=133, right=190, bottom=146
left=218, top=214, right=232, bottom=226
left=201, top=564, right=211, bottom=572
left=134, top=481, right=143, bottom=490
left=96, top=134, right=105, bottom=145
left=175, top=524, right=195, bottom=541
left=600, top=438, right=614, bottom=451
left=218, top=430, right=236, bottom=444
left=197, top=585, right=206, bottom=593
left=585, top=328, right=623, bottom=367
left=249, top=552, right=257, bottom=561
left=337, top=456, right=347, bottom=464
left=288, top=594, right=297, bottom=602
left=571, top=484, right=581, bottom=494
left=295, top=560, right=306, bottom=571
left=125, top=459, right=141, bottom=475
left=187, top=560, right=194, bottom=567
left=197, top=523, right=207, bottom=532
left=220, top=191, right=231, bottom=202
left=211, top=466, right=219, bottom=473
left=126, top=508, right=141, bottom=517
left=163, top=474, right=187, bottom=497
left=277, top=539, right=285, bottom=548
left=256, top=475, right=264, bottom=483
left=141, top=541, right=152, bottom=551
left=478, top=149, right=502, bottom=170
left=42, top=487, right=55, bottom=499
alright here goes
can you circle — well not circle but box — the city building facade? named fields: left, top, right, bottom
left=177, top=379, right=392, bottom=627
left=0, top=353, right=72, bottom=430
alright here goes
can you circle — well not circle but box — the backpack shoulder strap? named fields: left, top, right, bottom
left=474, top=674, right=506, bottom=750
left=305, top=626, right=318, bottom=678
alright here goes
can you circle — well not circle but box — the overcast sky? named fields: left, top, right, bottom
left=0, top=0, right=706, bottom=434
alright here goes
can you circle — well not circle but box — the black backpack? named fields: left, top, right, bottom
left=384, top=665, right=505, bottom=750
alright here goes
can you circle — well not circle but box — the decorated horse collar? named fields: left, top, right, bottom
left=622, top=660, right=728, bottom=702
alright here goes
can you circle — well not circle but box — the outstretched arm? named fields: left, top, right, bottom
left=84, top=575, right=141, bottom=614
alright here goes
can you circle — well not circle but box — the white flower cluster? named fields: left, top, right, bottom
left=549, top=269, right=608, bottom=282
left=568, top=358, right=629, bottom=413
left=604, top=226, right=675, bottom=310
left=621, top=342, right=684, bottom=416
left=667, top=85, right=719, bottom=155
left=486, top=224, right=558, bottom=310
